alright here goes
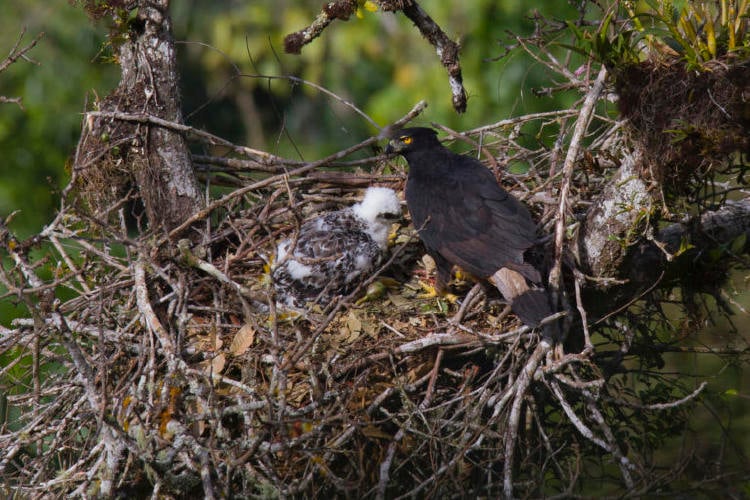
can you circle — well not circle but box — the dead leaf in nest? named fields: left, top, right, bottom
left=387, top=291, right=411, bottom=308
left=286, top=376, right=311, bottom=406
left=378, top=277, right=401, bottom=289
left=229, top=323, right=255, bottom=356
left=361, top=315, right=380, bottom=338
left=391, top=318, right=407, bottom=329
left=193, top=328, right=226, bottom=376
left=202, top=353, right=226, bottom=376
left=187, top=316, right=223, bottom=353
left=343, top=310, right=362, bottom=344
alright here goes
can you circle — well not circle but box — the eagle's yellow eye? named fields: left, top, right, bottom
left=401, top=136, right=413, bottom=145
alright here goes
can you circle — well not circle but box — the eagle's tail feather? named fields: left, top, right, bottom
left=510, top=288, right=551, bottom=327
left=490, top=268, right=560, bottom=342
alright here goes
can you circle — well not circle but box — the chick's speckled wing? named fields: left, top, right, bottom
left=272, top=209, right=383, bottom=308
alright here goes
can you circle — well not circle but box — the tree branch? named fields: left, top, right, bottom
left=283, top=0, right=357, bottom=54
left=549, top=66, right=608, bottom=291
left=0, top=29, right=43, bottom=110
left=396, top=0, right=467, bottom=113
left=285, top=0, right=467, bottom=113
left=0, top=29, right=43, bottom=72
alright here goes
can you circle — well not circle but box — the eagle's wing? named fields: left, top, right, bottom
left=412, top=154, right=540, bottom=282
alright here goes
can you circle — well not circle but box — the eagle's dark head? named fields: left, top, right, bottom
left=385, top=127, right=439, bottom=155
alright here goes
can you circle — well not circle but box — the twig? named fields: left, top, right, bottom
left=0, top=29, right=44, bottom=110
left=397, top=0, right=467, bottom=113
left=548, top=378, right=634, bottom=488
left=377, top=346, right=445, bottom=499
left=199, top=450, right=216, bottom=500
left=283, top=1, right=355, bottom=54
left=333, top=332, right=479, bottom=378
left=133, top=258, right=176, bottom=357
left=467, top=109, right=578, bottom=135
left=376, top=427, right=404, bottom=499
left=420, top=348, right=443, bottom=410
left=573, top=268, right=593, bottom=351
left=240, top=72, right=382, bottom=130
left=586, top=398, right=635, bottom=488
left=85, top=110, right=287, bottom=164
left=433, top=124, right=498, bottom=170
left=627, top=381, right=708, bottom=411
left=177, top=238, right=268, bottom=307
left=0, top=29, right=44, bottom=73
left=450, top=282, right=484, bottom=324
left=593, top=271, right=664, bottom=325
left=548, top=66, right=608, bottom=297
left=502, top=340, right=552, bottom=498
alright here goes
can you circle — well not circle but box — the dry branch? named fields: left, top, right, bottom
left=285, top=0, right=467, bottom=113
left=0, top=29, right=44, bottom=110
left=550, top=66, right=608, bottom=291
left=395, top=0, right=467, bottom=113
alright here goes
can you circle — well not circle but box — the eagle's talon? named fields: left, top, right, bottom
left=387, top=226, right=400, bottom=246
left=443, top=293, right=460, bottom=304
left=418, top=280, right=459, bottom=304
left=417, top=280, right=437, bottom=298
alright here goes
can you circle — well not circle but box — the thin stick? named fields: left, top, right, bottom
left=548, top=66, right=608, bottom=296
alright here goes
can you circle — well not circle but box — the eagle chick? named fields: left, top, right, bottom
left=272, top=187, right=401, bottom=308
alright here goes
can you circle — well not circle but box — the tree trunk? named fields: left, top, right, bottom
left=74, top=0, right=203, bottom=234
left=577, top=148, right=655, bottom=283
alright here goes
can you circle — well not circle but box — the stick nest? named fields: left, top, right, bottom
left=615, top=55, right=750, bottom=198
left=0, top=107, right=712, bottom=497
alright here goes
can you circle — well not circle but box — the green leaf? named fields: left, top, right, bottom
left=729, top=232, right=747, bottom=254
left=673, top=236, right=695, bottom=257
left=707, top=246, right=723, bottom=262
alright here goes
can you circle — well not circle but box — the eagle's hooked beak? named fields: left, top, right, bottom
left=384, top=139, right=402, bottom=155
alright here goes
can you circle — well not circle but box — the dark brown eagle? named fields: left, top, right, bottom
left=386, top=127, right=555, bottom=331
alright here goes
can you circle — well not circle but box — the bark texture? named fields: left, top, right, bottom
left=75, top=0, right=203, bottom=234
left=577, top=149, right=655, bottom=282
left=630, top=197, right=750, bottom=284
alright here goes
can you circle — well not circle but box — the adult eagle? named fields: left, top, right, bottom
left=386, top=127, right=554, bottom=331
